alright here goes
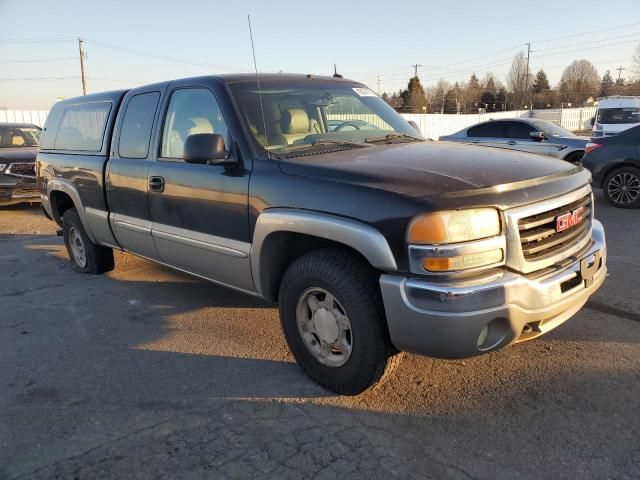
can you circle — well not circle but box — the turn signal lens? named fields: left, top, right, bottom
left=585, top=142, right=602, bottom=154
left=408, top=209, right=501, bottom=244
left=422, top=249, right=503, bottom=272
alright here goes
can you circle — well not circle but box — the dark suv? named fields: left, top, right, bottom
left=37, top=74, right=607, bottom=394
left=0, top=123, right=41, bottom=206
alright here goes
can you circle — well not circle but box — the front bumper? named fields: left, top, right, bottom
left=0, top=174, right=39, bottom=206
left=380, top=220, right=607, bottom=359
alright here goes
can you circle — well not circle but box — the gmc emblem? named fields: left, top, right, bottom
left=556, top=206, right=585, bottom=232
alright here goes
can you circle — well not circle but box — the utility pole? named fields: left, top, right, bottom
left=525, top=42, right=531, bottom=114
left=78, top=38, right=87, bottom=95
left=615, top=65, right=626, bottom=94
left=377, top=75, right=382, bottom=95
left=412, top=64, right=422, bottom=78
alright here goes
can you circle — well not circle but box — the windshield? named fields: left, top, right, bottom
left=0, top=126, right=41, bottom=148
left=534, top=121, right=574, bottom=138
left=597, top=107, right=640, bottom=125
left=229, top=80, right=422, bottom=156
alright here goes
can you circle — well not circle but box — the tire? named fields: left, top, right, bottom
left=603, top=166, right=640, bottom=208
left=564, top=151, right=584, bottom=165
left=278, top=248, right=400, bottom=395
left=62, top=208, right=114, bottom=273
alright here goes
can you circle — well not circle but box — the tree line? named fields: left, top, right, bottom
left=384, top=43, right=640, bottom=113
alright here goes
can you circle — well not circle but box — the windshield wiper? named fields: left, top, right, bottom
left=273, top=139, right=370, bottom=159
left=364, top=133, right=423, bottom=144
left=311, top=138, right=369, bottom=147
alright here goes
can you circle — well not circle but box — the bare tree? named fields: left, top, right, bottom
left=558, top=59, right=599, bottom=105
left=507, top=52, right=530, bottom=109
left=633, top=42, right=640, bottom=79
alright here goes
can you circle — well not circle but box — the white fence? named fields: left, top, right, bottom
left=2, top=106, right=597, bottom=139
left=0, top=110, right=49, bottom=128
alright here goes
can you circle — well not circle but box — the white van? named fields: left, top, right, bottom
left=592, top=96, right=640, bottom=137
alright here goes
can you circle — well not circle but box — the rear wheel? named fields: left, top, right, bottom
left=278, top=248, right=401, bottom=395
left=603, top=167, right=640, bottom=208
left=62, top=208, right=114, bottom=273
left=564, top=151, right=584, bottom=165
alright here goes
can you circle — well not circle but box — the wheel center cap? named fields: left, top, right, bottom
left=313, top=308, right=340, bottom=343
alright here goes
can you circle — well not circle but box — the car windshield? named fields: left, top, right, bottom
left=229, top=79, right=422, bottom=156
left=0, top=126, right=41, bottom=148
left=535, top=121, right=575, bottom=138
left=597, top=107, right=640, bottom=125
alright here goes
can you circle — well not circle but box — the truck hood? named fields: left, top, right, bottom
left=279, top=141, right=578, bottom=199
left=0, top=147, right=38, bottom=163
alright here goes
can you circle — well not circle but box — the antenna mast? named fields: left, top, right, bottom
left=247, top=15, right=270, bottom=155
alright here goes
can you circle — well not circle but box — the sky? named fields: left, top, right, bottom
left=1, top=0, right=639, bottom=109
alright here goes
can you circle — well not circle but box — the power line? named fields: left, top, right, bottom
left=0, top=37, right=75, bottom=44
left=85, top=39, right=251, bottom=72
left=532, top=21, right=640, bottom=43
left=533, top=31, right=640, bottom=52
left=0, top=76, right=79, bottom=82
left=534, top=38, right=640, bottom=58
left=0, top=57, right=77, bottom=64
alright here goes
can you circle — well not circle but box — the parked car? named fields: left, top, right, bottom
left=582, top=124, right=640, bottom=208
left=327, top=119, right=382, bottom=132
left=37, top=74, right=606, bottom=395
left=591, top=96, right=640, bottom=138
left=0, top=123, right=41, bottom=206
left=439, top=118, right=588, bottom=164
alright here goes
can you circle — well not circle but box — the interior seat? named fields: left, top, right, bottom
left=280, top=108, right=319, bottom=145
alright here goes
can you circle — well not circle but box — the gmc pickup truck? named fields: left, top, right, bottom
left=38, top=74, right=607, bottom=395
left=0, top=123, right=41, bottom=205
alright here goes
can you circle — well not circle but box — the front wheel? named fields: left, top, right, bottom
left=278, top=248, right=400, bottom=395
left=603, top=167, right=640, bottom=208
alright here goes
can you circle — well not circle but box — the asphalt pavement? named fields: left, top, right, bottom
left=0, top=192, right=639, bottom=479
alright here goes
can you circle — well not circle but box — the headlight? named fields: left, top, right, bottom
left=408, top=208, right=504, bottom=273
left=0, top=164, right=6, bottom=172
left=408, top=208, right=501, bottom=244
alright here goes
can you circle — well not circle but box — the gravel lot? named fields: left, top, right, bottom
left=1, top=192, right=639, bottom=479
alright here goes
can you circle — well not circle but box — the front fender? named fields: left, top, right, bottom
left=250, top=208, right=398, bottom=299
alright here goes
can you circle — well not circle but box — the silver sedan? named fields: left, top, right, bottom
left=439, top=118, right=588, bottom=164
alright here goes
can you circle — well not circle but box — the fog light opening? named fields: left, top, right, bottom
left=477, top=318, right=510, bottom=352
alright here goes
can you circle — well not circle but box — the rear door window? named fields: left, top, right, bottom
left=118, top=92, right=160, bottom=159
left=54, top=102, right=112, bottom=152
left=505, top=121, right=535, bottom=139
left=467, top=122, right=505, bottom=138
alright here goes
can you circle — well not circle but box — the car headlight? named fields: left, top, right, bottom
left=408, top=208, right=501, bottom=244
left=408, top=209, right=503, bottom=273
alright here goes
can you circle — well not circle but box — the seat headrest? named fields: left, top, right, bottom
left=188, top=117, right=214, bottom=136
left=281, top=109, right=310, bottom=134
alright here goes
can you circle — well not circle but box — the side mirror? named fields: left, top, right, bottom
left=590, top=117, right=595, bottom=127
left=183, top=133, right=232, bottom=165
left=530, top=131, right=544, bottom=141
left=408, top=120, right=421, bottom=134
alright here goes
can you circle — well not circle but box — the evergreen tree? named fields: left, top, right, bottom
left=532, top=70, right=550, bottom=93
left=600, top=71, right=615, bottom=96
left=400, top=76, right=427, bottom=112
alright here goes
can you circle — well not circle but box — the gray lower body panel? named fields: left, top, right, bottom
left=380, top=220, right=607, bottom=359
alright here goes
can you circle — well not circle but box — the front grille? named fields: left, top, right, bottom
left=518, top=194, right=592, bottom=261
left=6, top=162, right=36, bottom=177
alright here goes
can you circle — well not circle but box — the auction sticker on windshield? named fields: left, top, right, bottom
left=353, top=87, right=377, bottom=97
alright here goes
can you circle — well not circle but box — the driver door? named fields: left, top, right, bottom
left=147, top=84, right=253, bottom=292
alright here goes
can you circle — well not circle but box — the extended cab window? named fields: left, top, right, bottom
left=118, top=92, right=160, bottom=159
left=160, top=88, right=228, bottom=160
left=54, top=102, right=112, bottom=152
left=467, top=122, right=504, bottom=138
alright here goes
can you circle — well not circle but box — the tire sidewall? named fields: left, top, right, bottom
left=603, top=167, right=640, bottom=208
left=62, top=209, right=97, bottom=273
left=279, top=254, right=387, bottom=393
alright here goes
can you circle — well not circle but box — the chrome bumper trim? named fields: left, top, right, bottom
left=380, top=220, right=606, bottom=359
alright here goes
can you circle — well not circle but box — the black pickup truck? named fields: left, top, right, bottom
left=37, top=74, right=607, bottom=394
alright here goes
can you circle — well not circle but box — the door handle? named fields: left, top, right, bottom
left=149, top=176, right=165, bottom=193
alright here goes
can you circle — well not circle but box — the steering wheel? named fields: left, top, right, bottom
left=334, top=121, right=361, bottom=132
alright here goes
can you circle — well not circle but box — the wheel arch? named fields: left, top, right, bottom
left=47, top=179, right=97, bottom=242
left=251, top=209, right=398, bottom=302
left=599, top=160, right=640, bottom=188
